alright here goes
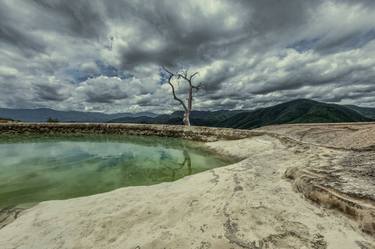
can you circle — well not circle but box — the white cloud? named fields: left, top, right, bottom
left=0, top=0, right=374, bottom=112
left=0, top=66, right=18, bottom=77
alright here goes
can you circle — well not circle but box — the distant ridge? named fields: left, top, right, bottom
left=0, top=108, right=157, bottom=123
left=110, top=99, right=373, bottom=129
left=216, top=99, right=372, bottom=129
left=1, top=99, right=373, bottom=128
left=108, top=110, right=243, bottom=126
left=345, top=105, right=375, bottom=119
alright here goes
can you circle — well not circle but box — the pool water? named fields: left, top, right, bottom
left=0, top=135, right=233, bottom=208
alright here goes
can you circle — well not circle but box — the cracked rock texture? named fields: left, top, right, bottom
left=0, top=123, right=375, bottom=248
left=258, top=123, right=375, bottom=236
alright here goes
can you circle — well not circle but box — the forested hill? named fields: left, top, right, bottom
left=216, top=99, right=372, bottom=129
left=1, top=99, right=372, bottom=128
left=109, top=99, right=373, bottom=129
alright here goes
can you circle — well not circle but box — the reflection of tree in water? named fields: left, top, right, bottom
left=110, top=147, right=193, bottom=184
left=163, top=149, right=192, bottom=181
left=159, top=150, right=170, bottom=161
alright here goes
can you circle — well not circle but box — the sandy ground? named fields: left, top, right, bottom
left=0, top=125, right=375, bottom=249
left=258, top=122, right=375, bottom=151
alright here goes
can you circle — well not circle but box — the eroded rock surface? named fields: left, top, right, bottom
left=258, top=123, right=375, bottom=151
left=0, top=123, right=374, bottom=248
left=0, top=207, right=24, bottom=229
left=0, top=123, right=260, bottom=142
left=258, top=124, right=375, bottom=236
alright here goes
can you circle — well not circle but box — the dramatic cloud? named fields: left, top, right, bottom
left=0, top=0, right=374, bottom=113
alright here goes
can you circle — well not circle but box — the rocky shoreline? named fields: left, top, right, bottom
left=0, top=207, right=25, bottom=230
left=0, top=123, right=374, bottom=248
left=0, top=123, right=260, bottom=142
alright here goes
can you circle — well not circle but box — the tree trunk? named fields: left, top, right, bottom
left=188, top=88, right=193, bottom=111
left=183, top=111, right=190, bottom=126
left=183, top=87, right=193, bottom=126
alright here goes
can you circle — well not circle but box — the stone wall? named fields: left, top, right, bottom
left=0, top=123, right=263, bottom=141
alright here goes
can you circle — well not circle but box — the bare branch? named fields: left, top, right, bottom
left=189, top=72, right=199, bottom=81
left=177, top=71, right=199, bottom=86
left=162, top=66, right=174, bottom=76
left=163, top=67, right=188, bottom=112
left=177, top=72, right=189, bottom=82
left=192, top=82, right=204, bottom=91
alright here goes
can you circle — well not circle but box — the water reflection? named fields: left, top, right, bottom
left=163, top=149, right=192, bottom=181
left=0, top=135, right=234, bottom=208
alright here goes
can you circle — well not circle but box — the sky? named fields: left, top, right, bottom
left=0, top=0, right=374, bottom=113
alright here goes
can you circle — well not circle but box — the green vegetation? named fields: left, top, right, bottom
left=345, top=105, right=375, bottom=119
left=109, top=99, right=373, bottom=129
left=47, top=117, right=59, bottom=123
left=109, top=110, right=242, bottom=126
left=1, top=99, right=373, bottom=128
left=217, top=99, right=372, bottom=129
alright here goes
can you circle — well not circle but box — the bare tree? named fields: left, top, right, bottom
left=163, top=67, right=202, bottom=126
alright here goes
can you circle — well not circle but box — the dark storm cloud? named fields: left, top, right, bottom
left=252, top=62, right=374, bottom=95
left=33, top=83, right=69, bottom=101
left=29, top=0, right=107, bottom=38
left=116, top=0, right=320, bottom=69
left=315, top=29, right=375, bottom=54
left=114, top=0, right=375, bottom=78
left=0, top=4, right=46, bottom=54
left=0, top=24, right=45, bottom=54
left=237, top=0, right=318, bottom=32
left=0, top=0, right=375, bottom=112
left=77, top=77, right=131, bottom=104
left=85, top=93, right=126, bottom=104
left=117, top=2, right=249, bottom=69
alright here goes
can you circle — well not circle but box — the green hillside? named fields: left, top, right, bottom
left=217, top=99, right=372, bottom=129
left=345, top=105, right=375, bottom=119
left=108, top=99, right=372, bottom=129
left=109, top=110, right=242, bottom=126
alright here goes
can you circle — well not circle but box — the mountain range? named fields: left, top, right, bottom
left=1, top=99, right=374, bottom=129
left=344, top=105, right=375, bottom=119
left=0, top=108, right=157, bottom=123
left=109, top=99, right=373, bottom=129
left=217, top=99, right=372, bottom=129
